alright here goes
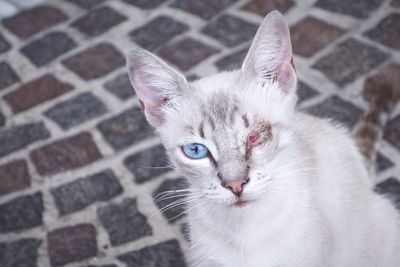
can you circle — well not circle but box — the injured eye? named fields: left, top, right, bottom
left=247, top=132, right=261, bottom=147
left=182, top=143, right=209, bottom=159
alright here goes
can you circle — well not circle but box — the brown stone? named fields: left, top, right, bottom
left=0, top=160, right=30, bottom=196
left=365, top=13, right=400, bottom=50
left=241, top=0, right=295, bottom=16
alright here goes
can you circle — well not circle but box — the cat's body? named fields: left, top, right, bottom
left=126, top=11, right=400, bottom=267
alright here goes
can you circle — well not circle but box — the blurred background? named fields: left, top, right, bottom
left=0, top=0, right=399, bottom=266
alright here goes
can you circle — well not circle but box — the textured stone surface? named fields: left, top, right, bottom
left=97, top=108, right=154, bottom=151
left=290, top=17, right=344, bottom=57
left=4, top=74, right=73, bottom=113
left=124, top=145, right=171, bottom=184
left=0, top=62, right=20, bottom=90
left=202, top=15, right=258, bottom=47
left=30, top=132, right=102, bottom=176
left=44, top=92, right=107, bottom=130
left=153, top=178, right=188, bottom=223
left=241, top=0, right=295, bottom=16
left=375, top=177, right=400, bottom=209
left=0, top=192, right=43, bottom=233
left=118, top=239, right=186, bottom=267
left=215, top=47, right=248, bottom=71
left=158, top=38, right=219, bottom=71
left=129, top=16, right=188, bottom=51
left=51, top=169, right=123, bottom=215
left=384, top=115, right=400, bottom=151
left=2, top=5, right=68, bottom=39
left=365, top=14, right=400, bottom=50
left=171, top=0, right=238, bottom=19
left=306, top=95, right=363, bottom=127
left=122, top=0, right=165, bottom=9
left=104, top=73, right=135, bottom=100
left=20, top=31, right=76, bottom=67
left=297, top=81, right=319, bottom=103
left=71, top=6, right=126, bottom=37
left=392, top=0, right=400, bottom=7
left=48, top=224, right=97, bottom=267
left=62, top=43, right=125, bottom=80
left=313, top=39, right=388, bottom=86
left=0, top=122, right=50, bottom=158
left=98, top=198, right=152, bottom=246
left=66, top=0, right=107, bottom=9
left=315, top=0, right=384, bottom=19
left=0, top=159, right=30, bottom=196
left=0, top=113, right=5, bottom=127
left=376, top=152, right=394, bottom=172
left=0, top=33, right=11, bottom=54
left=0, top=239, right=42, bottom=267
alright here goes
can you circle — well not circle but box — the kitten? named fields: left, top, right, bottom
left=126, top=11, right=400, bottom=267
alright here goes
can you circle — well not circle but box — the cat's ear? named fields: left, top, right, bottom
left=241, top=11, right=295, bottom=93
left=126, top=48, right=189, bottom=127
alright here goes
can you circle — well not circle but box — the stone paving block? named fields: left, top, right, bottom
left=375, top=177, right=400, bottom=210
left=44, top=92, right=107, bottom=130
left=365, top=13, right=400, bottom=50
left=392, top=0, right=400, bottom=7
left=153, top=178, right=189, bottom=223
left=30, top=132, right=102, bottom=176
left=0, top=238, right=42, bottom=267
left=51, top=169, right=123, bottom=215
left=98, top=198, right=152, bottom=246
left=290, top=17, right=344, bottom=57
left=376, top=152, right=394, bottom=173
left=214, top=47, right=248, bottom=71
left=157, top=38, right=219, bottom=71
left=129, top=16, right=189, bottom=51
left=122, top=0, right=165, bottom=9
left=202, top=15, right=258, bottom=48
left=0, top=33, right=11, bottom=54
left=0, top=62, right=20, bottom=91
left=4, top=74, right=74, bottom=113
left=48, top=224, right=97, bottom=267
left=312, top=39, right=388, bottom=86
left=20, top=31, right=77, bottom=67
left=0, top=122, right=50, bottom=158
left=84, top=265, right=117, bottom=267
left=384, top=115, right=400, bottom=151
left=171, top=0, right=238, bottom=19
left=103, top=73, right=135, bottom=100
left=306, top=95, right=363, bottom=128
left=117, top=239, right=186, bottom=267
left=0, top=112, right=5, bottom=127
left=0, top=192, right=43, bottom=233
left=2, top=5, right=68, bottom=39
left=315, top=0, right=384, bottom=19
left=66, top=0, right=107, bottom=9
left=62, top=43, right=125, bottom=80
left=71, top=6, right=127, bottom=37
left=0, top=159, right=30, bottom=196
left=124, top=145, right=171, bottom=184
left=241, top=0, right=295, bottom=17
left=97, top=108, right=154, bottom=151
left=297, top=81, right=319, bottom=103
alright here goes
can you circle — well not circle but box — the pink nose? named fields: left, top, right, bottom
left=222, top=178, right=249, bottom=196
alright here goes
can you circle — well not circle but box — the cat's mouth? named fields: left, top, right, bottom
left=233, top=199, right=248, bottom=207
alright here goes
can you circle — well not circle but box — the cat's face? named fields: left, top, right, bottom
left=127, top=11, right=297, bottom=208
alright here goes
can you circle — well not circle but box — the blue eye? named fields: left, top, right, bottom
left=182, top=143, right=209, bottom=159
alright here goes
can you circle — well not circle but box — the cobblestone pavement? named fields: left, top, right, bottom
left=0, top=0, right=399, bottom=266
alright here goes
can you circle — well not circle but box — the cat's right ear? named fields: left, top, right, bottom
left=126, top=48, right=189, bottom=127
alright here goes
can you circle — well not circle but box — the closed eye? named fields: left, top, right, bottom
left=182, top=143, right=209, bottom=159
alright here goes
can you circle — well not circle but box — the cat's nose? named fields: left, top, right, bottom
left=222, top=178, right=249, bottom=196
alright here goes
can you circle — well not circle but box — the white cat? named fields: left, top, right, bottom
left=126, top=11, right=400, bottom=267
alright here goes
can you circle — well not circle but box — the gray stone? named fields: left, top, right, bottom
left=375, top=177, right=400, bottom=210
left=98, top=198, right=152, bottom=246
left=215, top=47, right=248, bottom=71
left=0, top=62, right=19, bottom=91
left=0, top=33, right=11, bottom=54
left=51, top=169, right=123, bottom=215
left=376, top=152, right=394, bottom=173
left=315, top=0, right=384, bottom=19
left=297, top=81, right=319, bottom=103
left=104, top=73, right=135, bottom=100
left=117, top=239, right=186, bottom=267
left=66, top=0, right=107, bottom=9
left=124, top=145, right=171, bottom=183
left=122, top=0, right=165, bottom=9
left=0, top=192, right=43, bottom=233
left=171, top=0, right=238, bottom=19
left=44, top=92, right=107, bottom=130
left=0, top=239, right=42, bottom=267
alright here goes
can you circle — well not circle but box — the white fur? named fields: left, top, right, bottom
left=127, top=11, right=400, bottom=267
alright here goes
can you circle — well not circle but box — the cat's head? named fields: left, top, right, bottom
left=127, top=11, right=298, bottom=208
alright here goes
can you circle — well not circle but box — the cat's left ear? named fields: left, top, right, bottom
left=126, top=48, right=189, bottom=127
left=241, top=11, right=296, bottom=93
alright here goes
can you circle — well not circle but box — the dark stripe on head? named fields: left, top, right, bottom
left=242, top=114, right=250, bottom=128
left=199, top=122, right=205, bottom=138
left=230, top=105, right=239, bottom=125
